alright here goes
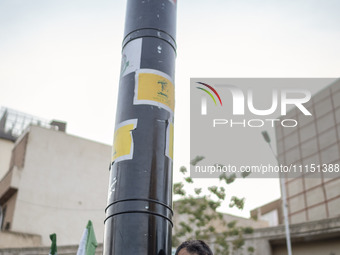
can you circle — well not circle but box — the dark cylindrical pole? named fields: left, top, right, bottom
left=104, top=1, right=177, bottom=254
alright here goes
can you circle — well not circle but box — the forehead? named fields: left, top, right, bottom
left=178, top=248, right=197, bottom=255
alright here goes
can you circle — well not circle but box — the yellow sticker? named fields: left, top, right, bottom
left=166, top=121, right=174, bottom=160
left=134, top=69, right=174, bottom=113
left=112, top=119, right=138, bottom=163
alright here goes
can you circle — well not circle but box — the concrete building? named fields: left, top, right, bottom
left=250, top=199, right=283, bottom=227
left=248, top=79, right=340, bottom=254
left=0, top=108, right=111, bottom=248
left=252, top=79, right=340, bottom=225
left=233, top=216, right=340, bottom=255
left=275, top=79, right=340, bottom=224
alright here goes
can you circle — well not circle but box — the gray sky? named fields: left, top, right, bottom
left=1, top=0, right=339, bottom=217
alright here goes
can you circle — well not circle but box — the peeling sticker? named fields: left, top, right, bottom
left=107, top=176, right=117, bottom=201
left=165, top=120, right=174, bottom=160
left=121, top=38, right=142, bottom=77
left=134, top=69, right=175, bottom=113
left=112, top=119, right=138, bottom=163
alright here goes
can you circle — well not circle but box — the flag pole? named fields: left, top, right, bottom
left=103, top=1, right=177, bottom=254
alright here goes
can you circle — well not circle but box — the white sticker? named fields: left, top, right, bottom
left=121, top=38, right=143, bottom=77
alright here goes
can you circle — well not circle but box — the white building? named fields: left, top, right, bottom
left=0, top=108, right=111, bottom=248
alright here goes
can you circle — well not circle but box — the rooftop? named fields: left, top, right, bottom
left=0, top=107, right=66, bottom=142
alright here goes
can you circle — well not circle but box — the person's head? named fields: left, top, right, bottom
left=175, top=240, right=213, bottom=255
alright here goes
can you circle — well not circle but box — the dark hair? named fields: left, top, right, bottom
left=175, top=240, right=213, bottom=255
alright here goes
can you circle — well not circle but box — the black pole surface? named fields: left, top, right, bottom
left=104, top=1, right=177, bottom=254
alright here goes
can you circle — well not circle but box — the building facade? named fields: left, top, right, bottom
left=275, top=79, right=340, bottom=224
left=247, top=80, right=340, bottom=254
left=238, top=216, right=340, bottom=255
left=0, top=109, right=111, bottom=247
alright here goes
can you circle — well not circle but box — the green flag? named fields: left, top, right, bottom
left=77, top=220, right=98, bottom=255
left=49, top=233, right=57, bottom=255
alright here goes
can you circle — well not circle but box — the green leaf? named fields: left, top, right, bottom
left=243, top=226, right=254, bottom=234
left=208, top=200, right=221, bottom=211
left=241, top=167, right=251, bottom=178
left=227, top=220, right=236, bottom=228
left=229, top=229, right=239, bottom=236
left=219, top=172, right=236, bottom=184
left=208, top=186, right=226, bottom=200
left=180, top=166, right=187, bottom=174
left=208, top=186, right=217, bottom=193
left=173, top=182, right=186, bottom=196
left=179, top=222, right=193, bottom=234
left=184, top=177, right=193, bottom=183
left=226, top=173, right=236, bottom=184
left=248, top=246, right=255, bottom=253
left=232, top=238, right=244, bottom=249
left=194, top=188, right=202, bottom=195
left=208, top=226, right=215, bottom=233
left=229, top=196, right=245, bottom=210
left=190, top=156, right=205, bottom=166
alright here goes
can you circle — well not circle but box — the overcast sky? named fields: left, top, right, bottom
left=1, top=0, right=339, bottom=217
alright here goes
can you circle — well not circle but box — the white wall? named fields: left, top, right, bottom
left=260, top=209, right=279, bottom=227
left=11, top=126, right=111, bottom=246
